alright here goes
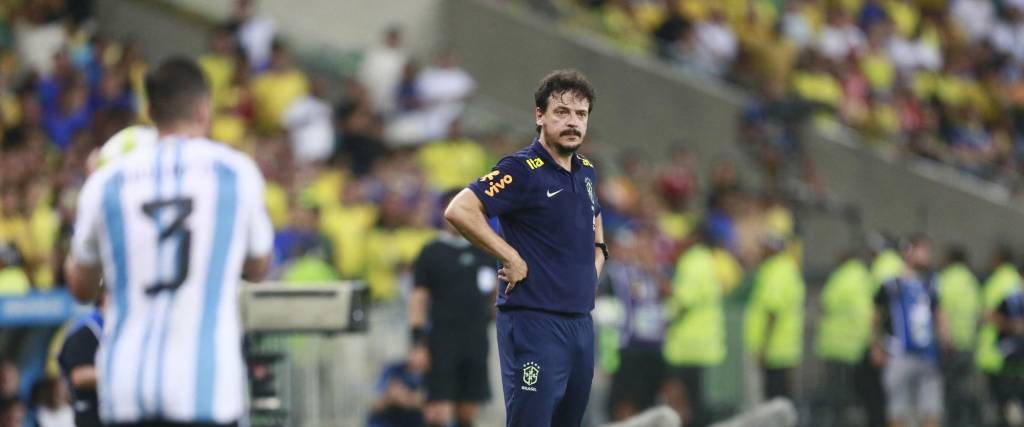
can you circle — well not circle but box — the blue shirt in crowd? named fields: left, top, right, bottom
left=875, top=274, right=940, bottom=362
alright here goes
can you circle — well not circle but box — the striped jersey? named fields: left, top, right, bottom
left=71, top=136, right=274, bottom=424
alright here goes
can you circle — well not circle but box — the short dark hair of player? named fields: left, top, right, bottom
left=144, top=57, right=209, bottom=127
left=534, top=69, right=596, bottom=115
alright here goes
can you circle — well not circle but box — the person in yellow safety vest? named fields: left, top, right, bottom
left=711, top=241, right=743, bottom=296
left=663, top=227, right=723, bottom=427
left=814, top=251, right=873, bottom=426
left=936, top=245, right=982, bottom=426
left=745, top=234, right=804, bottom=401
left=873, top=246, right=904, bottom=288
left=976, top=245, right=1022, bottom=425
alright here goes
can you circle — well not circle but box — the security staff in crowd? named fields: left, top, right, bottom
left=745, top=235, right=805, bottom=401
left=936, top=245, right=982, bottom=426
left=980, top=245, right=1024, bottom=427
left=663, top=226, right=723, bottom=427
left=815, top=250, right=873, bottom=426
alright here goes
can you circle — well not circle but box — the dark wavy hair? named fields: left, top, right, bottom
left=534, top=69, right=595, bottom=131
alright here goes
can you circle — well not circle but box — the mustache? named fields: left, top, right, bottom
left=560, top=129, right=582, bottom=138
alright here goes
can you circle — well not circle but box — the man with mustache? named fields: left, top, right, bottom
left=445, top=69, right=604, bottom=427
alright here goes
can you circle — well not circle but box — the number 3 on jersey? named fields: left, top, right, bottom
left=142, top=197, right=193, bottom=296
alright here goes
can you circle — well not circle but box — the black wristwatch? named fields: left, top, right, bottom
left=595, top=242, right=609, bottom=260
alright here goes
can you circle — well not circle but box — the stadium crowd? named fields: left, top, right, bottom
left=0, top=0, right=1020, bottom=427
left=537, top=0, right=1024, bottom=192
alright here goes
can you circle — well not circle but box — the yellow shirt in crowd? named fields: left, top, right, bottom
left=363, top=227, right=436, bottom=300
left=320, top=203, right=378, bottom=279
left=264, top=181, right=291, bottom=229
left=417, top=138, right=493, bottom=192
left=198, top=53, right=236, bottom=111
left=251, top=69, right=309, bottom=131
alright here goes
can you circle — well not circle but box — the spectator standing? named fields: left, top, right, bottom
left=363, top=188, right=437, bottom=301
left=42, top=75, right=91, bottom=152
left=232, top=0, right=276, bottom=71
left=601, top=227, right=669, bottom=422
left=872, top=235, right=949, bottom=427
left=414, top=50, right=475, bottom=140
left=251, top=40, right=309, bottom=132
left=416, top=119, right=491, bottom=192
left=335, top=78, right=386, bottom=176
left=359, top=26, right=407, bottom=115
left=284, top=77, right=335, bottom=165
left=198, top=24, right=239, bottom=113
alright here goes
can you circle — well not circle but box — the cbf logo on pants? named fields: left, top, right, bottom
left=523, top=362, right=541, bottom=391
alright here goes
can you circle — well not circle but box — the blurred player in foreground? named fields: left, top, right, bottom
left=66, top=57, right=274, bottom=427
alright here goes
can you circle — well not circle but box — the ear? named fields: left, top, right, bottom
left=535, top=107, right=543, bottom=128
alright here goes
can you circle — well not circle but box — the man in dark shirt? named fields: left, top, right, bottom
left=870, top=235, right=949, bottom=427
left=601, top=227, right=668, bottom=422
left=410, top=190, right=498, bottom=427
left=58, top=290, right=104, bottom=427
left=445, top=69, right=605, bottom=427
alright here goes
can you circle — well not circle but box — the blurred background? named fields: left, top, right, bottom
left=0, top=0, right=1023, bottom=426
